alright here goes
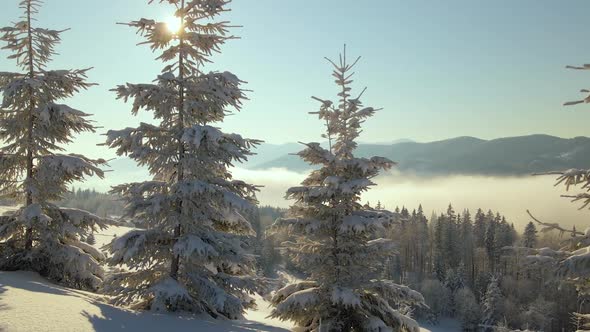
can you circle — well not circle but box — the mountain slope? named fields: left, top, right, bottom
left=249, top=135, right=590, bottom=175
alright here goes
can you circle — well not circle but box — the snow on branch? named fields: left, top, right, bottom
left=526, top=209, right=584, bottom=236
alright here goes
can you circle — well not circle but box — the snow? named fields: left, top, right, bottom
left=19, top=203, right=51, bottom=223
left=0, top=223, right=293, bottom=331
left=243, top=293, right=294, bottom=330
left=93, top=225, right=136, bottom=249
left=0, top=223, right=444, bottom=332
left=331, top=286, right=361, bottom=307
left=0, top=271, right=290, bottom=332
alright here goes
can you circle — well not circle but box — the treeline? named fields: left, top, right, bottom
left=387, top=204, right=579, bottom=331
left=261, top=203, right=582, bottom=331
left=0, top=188, right=125, bottom=219
left=57, top=188, right=125, bottom=218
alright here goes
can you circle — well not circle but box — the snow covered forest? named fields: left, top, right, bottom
left=0, top=0, right=589, bottom=332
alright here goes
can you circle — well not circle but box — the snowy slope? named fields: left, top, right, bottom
left=0, top=224, right=451, bottom=332
left=0, top=271, right=290, bottom=332
left=93, top=224, right=135, bottom=248
left=0, top=224, right=292, bottom=331
left=0, top=269, right=457, bottom=332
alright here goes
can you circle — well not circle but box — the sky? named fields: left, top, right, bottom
left=2, top=0, right=590, bottom=160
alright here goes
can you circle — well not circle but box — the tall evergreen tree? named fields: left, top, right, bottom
left=270, top=47, right=424, bottom=331
left=0, top=0, right=107, bottom=290
left=522, top=222, right=537, bottom=248
left=103, top=0, right=261, bottom=318
left=460, top=210, right=475, bottom=285
left=473, top=208, right=486, bottom=248
left=444, top=204, right=460, bottom=269
left=484, top=212, right=497, bottom=272
left=415, top=205, right=429, bottom=281
left=481, top=275, right=504, bottom=331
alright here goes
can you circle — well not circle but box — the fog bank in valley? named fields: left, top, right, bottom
left=233, top=167, right=590, bottom=230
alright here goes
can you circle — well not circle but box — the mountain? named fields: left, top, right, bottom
left=247, top=142, right=302, bottom=166
left=247, top=135, right=590, bottom=176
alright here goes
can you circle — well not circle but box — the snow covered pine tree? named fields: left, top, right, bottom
left=270, top=47, right=425, bottom=332
left=103, top=0, right=262, bottom=318
left=0, top=0, right=107, bottom=291
left=480, top=275, right=503, bottom=331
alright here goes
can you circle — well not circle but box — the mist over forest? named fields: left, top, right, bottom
left=74, top=164, right=588, bottom=230
left=231, top=167, right=588, bottom=229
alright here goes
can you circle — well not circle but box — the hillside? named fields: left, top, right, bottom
left=0, top=271, right=291, bottom=332
left=250, top=135, right=590, bottom=175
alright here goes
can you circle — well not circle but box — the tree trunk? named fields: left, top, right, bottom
left=170, top=0, right=186, bottom=281
left=24, top=0, right=35, bottom=250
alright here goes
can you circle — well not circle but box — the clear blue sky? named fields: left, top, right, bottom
left=2, top=0, right=590, bottom=160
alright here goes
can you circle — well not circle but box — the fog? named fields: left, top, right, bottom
left=83, top=166, right=590, bottom=230
left=233, top=167, right=590, bottom=230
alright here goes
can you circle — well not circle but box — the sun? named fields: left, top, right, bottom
left=165, top=16, right=182, bottom=34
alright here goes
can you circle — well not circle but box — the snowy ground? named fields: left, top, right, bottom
left=0, top=222, right=456, bottom=332
left=0, top=271, right=291, bottom=332
left=419, top=318, right=461, bottom=332
left=0, top=270, right=456, bottom=332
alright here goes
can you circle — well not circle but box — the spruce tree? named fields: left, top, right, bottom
left=415, top=204, right=429, bottom=281
left=460, top=210, right=475, bottom=285
left=473, top=208, right=486, bottom=248
left=0, top=0, right=107, bottom=290
left=484, top=214, right=497, bottom=272
left=481, top=275, right=504, bottom=331
left=103, top=0, right=261, bottom=318
left=455, top=288, right=481, bottom=331
left=522, top=222, right=537, bottom=248
left=270, top=47, right=424, bottom=331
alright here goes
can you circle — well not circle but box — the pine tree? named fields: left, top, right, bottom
left=484, top=213, right=497, bottom=272
left=103, top=0, right=261, bottom=318
left=473, top=208, right=486, bottom=248
left=481, top=275, right=504, bottom=331
left=460, top=210, right=475, bottom=285
left=375, top=201, right=383, bottom=210
left=270, top=47, right=424, bottom=331
left=495, top=216, right=514, bottom=249
left=0, top=0, right=107, bottom=290
left=415, top=204, right=429, bottom=281
left=455, top=288, right=481, bottom=331
left=522, top=222, right=537, bottom=248
left=444, top=204, right=460, bottom=269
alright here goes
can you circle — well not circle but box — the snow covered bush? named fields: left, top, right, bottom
left=269, top=47, right=425, bottom=332
left=0, top=0, right=107, bottom=290
left=520, top=296, right=556, bottom=332
left=102, top=0, right=261, bottom=319
left=419, top=279, right=451, bottom=323
left=481, top=275, right=504, bottom=331
left=455, top=288, right=481, bottom=331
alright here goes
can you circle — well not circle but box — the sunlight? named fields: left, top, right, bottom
left=164, top=15, right=182, bottom=34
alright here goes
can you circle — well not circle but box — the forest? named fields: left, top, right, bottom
left=0, top=1, right=589, bottom=332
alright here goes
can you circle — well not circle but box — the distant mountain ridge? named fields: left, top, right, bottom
left=247, top=135, right=590, bottom=176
